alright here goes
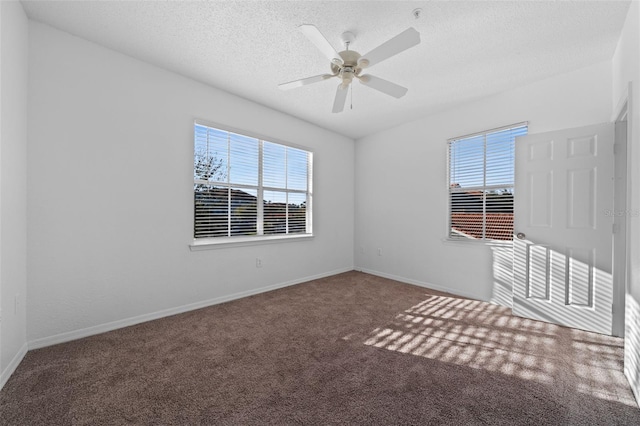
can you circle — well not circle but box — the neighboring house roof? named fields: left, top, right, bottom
left=451, top=213, right=513, bottom=241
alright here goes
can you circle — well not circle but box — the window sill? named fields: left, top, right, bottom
left=190, top=233, right=314, bottom=251
left=441, top=238, right=513, bottom=248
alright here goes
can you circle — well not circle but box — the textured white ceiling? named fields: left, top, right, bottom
left=22, top=0, right=630, bottom=139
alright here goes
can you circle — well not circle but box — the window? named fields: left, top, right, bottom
left=194, top=122, right=312, bottom=242
left=447, top=123, right=527, bottom=241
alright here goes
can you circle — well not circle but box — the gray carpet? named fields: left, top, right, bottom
left=1, top=271, right=639, bottom=425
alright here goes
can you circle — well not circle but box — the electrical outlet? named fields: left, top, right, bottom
left=377, top=248, right=382, bottom=256
left=360, top=246, right=365, bottom=254
left=14, top=294, right=20, bottom=315
left=256, top=258, right=263, bottom=268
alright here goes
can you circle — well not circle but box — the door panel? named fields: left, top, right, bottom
left=527, top=244, right=551, bottom=300
left=528, top=171, right=553, bottom=227
left=513, top=123, right=614, bottom=335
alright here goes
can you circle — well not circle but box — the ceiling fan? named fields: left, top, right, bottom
left=279, top=25, right=421, bottom=113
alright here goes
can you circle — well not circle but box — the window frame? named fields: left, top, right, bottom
left=445, top=122, right=528, bottom=244
left=190, top=119, right=313, bottom=249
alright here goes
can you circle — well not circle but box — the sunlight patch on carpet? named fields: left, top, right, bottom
left=360, top=293, right=636, bottom=406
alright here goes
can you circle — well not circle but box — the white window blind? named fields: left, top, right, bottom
left=194, top=122, right=312, bottom=240
left=448, top=123, right=527, bottom=241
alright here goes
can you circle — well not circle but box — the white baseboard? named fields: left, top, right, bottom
left=28, top=267, right=353, bottom=350
left=355, top=267, right=484, bottom=301
left=624, top=294, right=640, bottom=408
left=0, top=342, right=28, bottom=391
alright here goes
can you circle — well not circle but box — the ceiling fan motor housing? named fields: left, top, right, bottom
left=331, top=50, right=363, bottom=83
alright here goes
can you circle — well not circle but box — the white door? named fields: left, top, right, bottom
left=513, top=123, right=614, bottom=335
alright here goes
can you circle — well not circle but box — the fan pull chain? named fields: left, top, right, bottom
left=350, top=84, right=353, bottom=110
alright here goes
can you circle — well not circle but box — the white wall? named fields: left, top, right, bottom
left=0, top=0, right=28, bottom=388
left=612, top=0, right=640, bottom=406
left=355, top=60, right=612, bottom=306
left=27, top=22, right=354, bottom=346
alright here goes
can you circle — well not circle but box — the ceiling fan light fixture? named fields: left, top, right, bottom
left=357, top=58, right=370, bottom=68
left=341, top=70, right=354, bottom=87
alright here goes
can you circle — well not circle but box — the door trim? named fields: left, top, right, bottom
left=612, top=90, right=629, bottom=337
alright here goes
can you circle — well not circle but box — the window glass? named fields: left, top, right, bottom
left=194, top=123, right=312, bottom=240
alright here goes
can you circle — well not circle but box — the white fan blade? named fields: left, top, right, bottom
left=279, top=74, right=334, bottom=90
left=332, top=84, right=349, bottom=113
left=358, top=27, right=420, bottom=68
left=359, top=74, right=408, bottom=98
left=299, top=24, right=343, bottom=66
